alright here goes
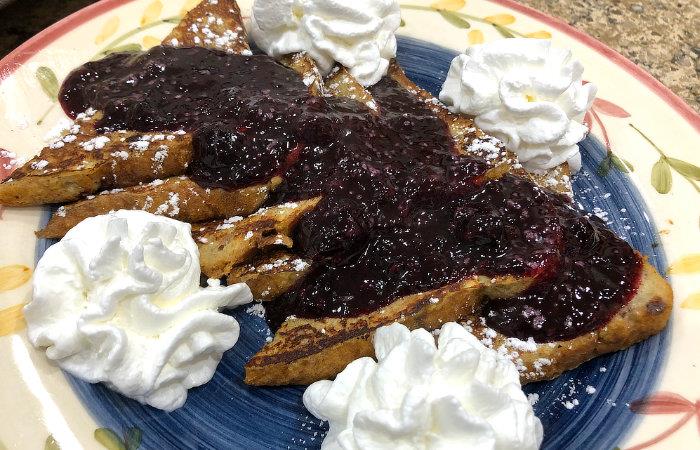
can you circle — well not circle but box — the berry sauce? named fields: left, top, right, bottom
left=59, top=46, right=642, bottom=342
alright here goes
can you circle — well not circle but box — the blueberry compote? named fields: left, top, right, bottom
left=59, top=46, right=642, bottom=342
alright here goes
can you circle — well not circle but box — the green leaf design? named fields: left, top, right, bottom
left=597, top=152, right=633, bottom=176
left=94, top=428, right=126, bottom=450
left=492, top=24, right=515, bottom=38
left=621, top=157, right=635, bottom=172
left=105, top=43, right=142, bottom=55
left=36, top=66, right=59, bottom=101
left=667, top=158, right=700, bottom=180
left=651, top=158, right=672, bottom=194
left=597, top=154, right=612, bottom=177
left=44, top=435, right=60, bottom=450
left=124, top=427, right=143, bottom=450
left=610, top=153, right=630, bottom=173
left=437, top=10, right=470, bottom=28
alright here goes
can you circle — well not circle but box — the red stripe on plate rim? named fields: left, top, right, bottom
left=0, top=0, right=698, bottom=133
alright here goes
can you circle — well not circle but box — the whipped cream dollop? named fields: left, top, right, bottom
left=304, top=322, right=543, bottom=450
left=25, top=210, right=252, bottom=411
left=250, top=0, right=401, bottom=86
left=440, top=38, right=597, bottom=173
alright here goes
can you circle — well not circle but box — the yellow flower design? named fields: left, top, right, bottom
left=141, top=0, right=163, bottom=26
left=142, top=35, right=161, bottom=49
left=468, top=29, right=484, bottom=45
left=526, top=30, right=552, bottom=39
left=0, top=304, right=25, bottom=337
left=0, top=264, right=31, bottom=292
left=95, top=16, right=120, bottom=45
left=430, top=0, right=465, bottom=11
left=484, top=14, right=516, bottom=25
left=681, top=292, right=700, bottom=309
left=668, top=254, right=700, bottom=274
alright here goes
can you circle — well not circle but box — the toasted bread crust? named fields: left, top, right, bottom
left=226, top=252, right=311, bottom=300
left=163, top=0, right=249, bottom=54
left=0, top=0, right=250, bottom=208
left=325, top=65, right=376, bottom=110
left=38, top=176, right=279, bottom=238
left=279, top=53, right=326, bottom=96
left=197, top=197, right=321, bottom=279
left=246, top=259, right=671, bottom=386
left=245, top=274, right=535, bottom=385
left=0, top=123, right=193, bottom=206
left=468, top=258, right=672, bottom=382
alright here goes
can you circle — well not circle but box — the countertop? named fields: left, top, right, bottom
left=0, top=0, right=698, bottom=111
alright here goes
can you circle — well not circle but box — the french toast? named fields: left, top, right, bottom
left=196, top=197, right=321, bottom=279
left=0, top=114, right=193, bottom=206
left=0, top=0, right=671, bottom=391
left=467, top=259, right=672, bottom=382
left=227, top=251, right=310, bottom=301
left=0, top=0, right=268, bottom=236
left=38, top=176, right=281, bottom=239
left=229, top=37, right=664, bottom=387
left=246, top=273, right=537, bottom=385
left=163, top=0, right=250, bottom=54
left=245, top=256, right=670, bottom=386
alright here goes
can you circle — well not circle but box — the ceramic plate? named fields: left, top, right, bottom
left=1, top=1, right=698, bottom=449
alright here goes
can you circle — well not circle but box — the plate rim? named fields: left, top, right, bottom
left=0, top=1, right=696, bottom=449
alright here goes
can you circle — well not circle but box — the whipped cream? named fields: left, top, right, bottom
left=440, top=38, right=597, bottom=174
left=304, top=322, right=543, bottom=450
left=250, top=0, right=401, bottom=86
left=25, top=210, right=252, bottom=411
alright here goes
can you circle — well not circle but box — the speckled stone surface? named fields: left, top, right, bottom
left=518, top=0, right=699, bottom=112
left=0, top=0, right=698, bottom=111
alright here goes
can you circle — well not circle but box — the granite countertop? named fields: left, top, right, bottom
left=0, top=0, right=698, bottom=111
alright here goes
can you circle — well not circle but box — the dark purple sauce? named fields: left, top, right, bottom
left=59, top=46, right=642, bottom=342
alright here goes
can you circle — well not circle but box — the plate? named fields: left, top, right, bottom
left=1, top=1, right=699, bottom=449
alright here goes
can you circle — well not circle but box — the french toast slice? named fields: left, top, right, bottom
left=245, top=273, right=537, bottom=385
left=226, top=251, right=310, bottom=300
left=38, top=176, right=280, bottom=239
left=467, top=258, right=672, bottom=382
left=0, top=115, right=193, bottom=206
left=30, top=0, right=286, bottom=235
left=163, top=0, right=250, bottom=54
left=245, top=253, right=671, bottom=386
left=197, top=197, right=321, bottom=279
left=0, top=0, right=250, bottom=209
